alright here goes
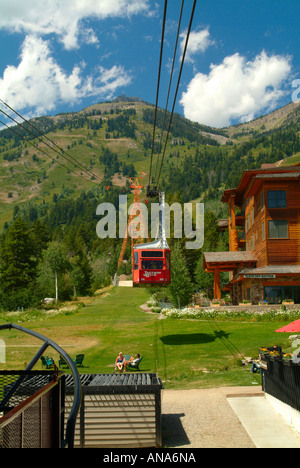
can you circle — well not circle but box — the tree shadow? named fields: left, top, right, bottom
left=213, top=330, right=231, bottom=340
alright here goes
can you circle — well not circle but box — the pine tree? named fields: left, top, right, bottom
left=0, top=217, right=38, bottom=309
left=168, top=243, right=194, bottom=308
left=31, top=219, right=50, bottom=259
left=70, top=251, right=93, bottom=297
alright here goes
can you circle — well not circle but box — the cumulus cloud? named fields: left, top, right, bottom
left=0, top=35, right=132, bottom=115
left=180, top=51, right=292, bottom=127
left=180, top=28, right=214, bottom=62
left=0, top=0, right=150, bottom=49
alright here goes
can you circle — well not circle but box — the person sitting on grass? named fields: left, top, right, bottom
left=125, top=354, right=140, bottom=371
left=114, top=352, right=125, bottom=372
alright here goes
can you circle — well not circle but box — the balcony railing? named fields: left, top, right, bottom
left=0, top=371, right=63, bottom=448
left=260, top=354, right=300, bottom=412
left=0, top=323, right=82, bottom=448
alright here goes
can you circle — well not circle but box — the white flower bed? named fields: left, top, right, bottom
left=161, top=306, right=300, bottom=322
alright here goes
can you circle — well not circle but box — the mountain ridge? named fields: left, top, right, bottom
left=0, top=95, right=300, bottom=229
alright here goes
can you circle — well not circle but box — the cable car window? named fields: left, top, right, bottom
left=141, top=260, right=163, bottom=270
left=134, top=252, right=138, bottom=270
left=141, top=251, right=163, bottom=258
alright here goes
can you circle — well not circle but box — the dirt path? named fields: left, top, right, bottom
left=161, top=386, right=263, bottom=448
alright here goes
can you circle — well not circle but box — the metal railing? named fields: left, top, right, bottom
left=0, top=323, right=82, bottom=448
left=261, top=354, right=300, bottom=412
left=0, top=374, right=61, bottom=448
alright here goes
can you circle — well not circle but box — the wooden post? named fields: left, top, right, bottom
left=229, top=194, right=239, bottom=251
left=230, top=195, right=236, bottom=229
left=213, top=268, right=221, bottom=300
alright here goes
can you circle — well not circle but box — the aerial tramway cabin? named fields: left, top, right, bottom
left=204, top=164, right=300, bottom=305
left=132, top=192, right=171, bottom=286
left=132, top=246, right=171, bottom=285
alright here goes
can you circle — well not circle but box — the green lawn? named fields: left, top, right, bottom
left=0, top=286, right=295, bottom=389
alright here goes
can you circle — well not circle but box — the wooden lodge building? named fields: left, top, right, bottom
left=203, top=164, right=300, bottom=305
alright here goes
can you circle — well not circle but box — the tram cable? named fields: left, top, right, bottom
left=154, top=0, right=184, bottom=185
left=0, top=107, right=89, bottom=177
left=147, top=0, right=197, bottom=197
left=204, top=314, right=261, bottom=384
left=0, top=99, right=102, bottom=184
left=155, top=0, right=197, bottom=191
left=148, top=0, right=168, bottom=195
left=0, top=117, right=85, bottom=180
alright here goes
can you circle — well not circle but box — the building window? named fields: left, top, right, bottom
left=251, top=208, right=254, bottom=225
left=252, top=234, right=255, bottom=250
left=268, top=220, right=288, bottom=238
left=267, top=190, right=286, bottom=208
left=264, top=286, right=282, bottom=304
left=262, top=221, right=265, bottom=241
left=264, top=285, right=300, bottom=304
left=249, top=238, right=252, bottom=251
left=261, top=192, right=264, bottom=210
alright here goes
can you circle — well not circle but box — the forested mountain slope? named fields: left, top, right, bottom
left=0, top=96, right=300, bottom=308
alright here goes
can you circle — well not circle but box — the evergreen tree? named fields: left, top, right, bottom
left=194, top=250, right=213, bottom=298
left=70, top=251, right=93, bottom=297
left=0, top=217, right=38, bottom=309
left=168, top=242, right=194, bottom=308
left=31, top=219, right=50, bottom=259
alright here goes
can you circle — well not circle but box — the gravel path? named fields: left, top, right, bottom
left=161, top=386, right=263, bottom=448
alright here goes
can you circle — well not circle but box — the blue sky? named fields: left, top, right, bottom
left=0, top=0, right=299, bottom=128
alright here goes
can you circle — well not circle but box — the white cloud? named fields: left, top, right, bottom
left=180, top=28, right=214, bottom=63
left=0, top=0, right=150, bottom=49
left=91, top=65, right=132, bottom=99
left=180, top=51, right=292, bottom=127
left=0, top=35, right=131, bottom=115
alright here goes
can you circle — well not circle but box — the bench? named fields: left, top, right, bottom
left=40, top=356, right=55, bottom=369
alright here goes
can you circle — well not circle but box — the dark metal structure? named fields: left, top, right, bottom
left=0, top=323, right=82, bottom=448
left=0, top=370, right=65, bottom=448
left=261, top=353, right=300, bottom=412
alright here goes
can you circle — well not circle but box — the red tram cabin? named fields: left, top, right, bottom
left=133, top=248, right=171, bottom=285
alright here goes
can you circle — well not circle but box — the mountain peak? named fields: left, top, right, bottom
left=111, top=95, right=144, bottom=103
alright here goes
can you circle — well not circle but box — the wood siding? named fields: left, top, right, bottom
left=65, top=393, right=159, bottom=448
left=253, top=187, right=267, bottom=267
left=265, top=181, right=300, bottom=265
left=243, top=180, right=300, bottom=267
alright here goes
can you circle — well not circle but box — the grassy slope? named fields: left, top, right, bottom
left=279, top=152, right=300, bottom=166
left=1, top=99, right=300, bottom=229
left=0, top=286, right=294, bottom=389
left=0, top=106, right=162, bottom=228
